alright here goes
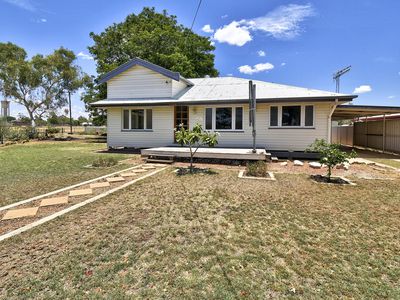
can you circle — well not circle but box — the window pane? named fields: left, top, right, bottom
left=131, top=109, right=144, bottom=129
left=205, top=108, right=212, bottom=130
left=282, top=106, right=301, bottom=126
left=216, top=107, right=232, bottom=129
left=123, top=110, right=129, bottom=129
left=270, top=106, right=278, bottom=126
left=235, top=107, right=243, bottom=130
left=146, top=109, right=152, bottom=129
left=305, top=105, right=314, bottom=126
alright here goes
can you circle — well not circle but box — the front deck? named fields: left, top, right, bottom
left=141, top=147, right=268, bottom=161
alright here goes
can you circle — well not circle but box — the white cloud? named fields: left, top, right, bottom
left=40, top=18, right=47, bottom=22
left=210, top=41, right=215, bottom=46
left=77, top=52, right=94, bottom=60
left=3, top=0, right=36, bottom=11
left=213, top=21, right=252, bottom=46
left=213, top=4, right=315, bottom=46
left=226, top=73, right=233, bottom=76
left=388, top=95, right=396, bottom=99
left=31, top=18, right=47, bottom=23
left=202, top=24, right=214, bottom=33
left=238, top=62, right=274, bottom=75
left=281, top=62, right=286, bottom=66
left=257, top=50, right=266, bottom=57
left=353, top=85, right=372, bottom=94
left=221, top=14, right=228, bottom=19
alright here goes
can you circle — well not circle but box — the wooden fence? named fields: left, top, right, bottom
left=333, top=119, right=400, bottom=154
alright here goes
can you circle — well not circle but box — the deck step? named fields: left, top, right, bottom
left=144, top=158, right=174, bottom=164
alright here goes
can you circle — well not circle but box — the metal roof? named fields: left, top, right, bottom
left=97, top=57, right=193, bottom=86
left=92, top=76, right=356, bottom=107
left=333, top=105, right=400, bottom=120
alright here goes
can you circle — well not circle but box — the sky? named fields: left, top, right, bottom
left=0, top=0, right=399, bottom=118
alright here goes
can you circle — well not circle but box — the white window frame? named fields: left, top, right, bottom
left=268, top=104, right=315, bottom=129
left=121, top=108, right=153, bottom=131
left=204, top=106, right=244, bottom=132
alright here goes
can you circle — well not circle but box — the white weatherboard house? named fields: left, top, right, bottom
left=92, top=58, right=358, bottom=152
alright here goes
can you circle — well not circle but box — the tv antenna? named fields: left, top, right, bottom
left=333, top=65, right=351, bottom=93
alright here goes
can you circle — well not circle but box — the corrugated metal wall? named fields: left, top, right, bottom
left=332, top=126, right=353, bottom=146
left=333, top=119, right=400, bottom=154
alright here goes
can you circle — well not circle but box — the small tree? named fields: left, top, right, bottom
left=175, top=123, right=218, bottom=172
left=307, top=139, right=357, bottom=181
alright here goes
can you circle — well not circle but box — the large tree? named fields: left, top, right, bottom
left=0, top=43, right=89, bottom=126
left=83, top=7, right=218, bottom=124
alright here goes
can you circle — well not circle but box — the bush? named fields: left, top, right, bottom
left=46, top=127, right=60, bottom=135
left=91, top=157, right=118, bottom=167
left=246, top=161, right=267, bottom=177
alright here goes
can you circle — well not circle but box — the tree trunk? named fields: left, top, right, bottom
left=27, top=109, right=35, bottom=127
left=327, top=166, right=332, bottom=182
left=189, top=145, right=194, bottom=173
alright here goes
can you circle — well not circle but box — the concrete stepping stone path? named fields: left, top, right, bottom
left=40, top=196, right=69, bottom=207
left=90, top=182, right=110, bottom=189
left=69, top=188, right=93, bottom=197
left=106, top=177, right=125, bottom=183
left=2, top=207, right=39, bottom=220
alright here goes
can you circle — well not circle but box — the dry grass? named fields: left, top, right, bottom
left=0, top=140, right=139, bottom=207
left=0, top=166, right=399, bottom=299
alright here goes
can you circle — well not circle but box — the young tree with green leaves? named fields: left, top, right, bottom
left=83, top=7, right=218, bottom=125
left=175, top=123, right=218, bottom=173
left=0, top=43, right=89, bottom=126
left=307, top=139, right=357, bottom=181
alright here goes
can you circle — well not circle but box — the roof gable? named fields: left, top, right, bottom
left=98, top=57, right=193, bottom=86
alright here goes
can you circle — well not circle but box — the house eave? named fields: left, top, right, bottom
left=91, top=95, right=356, bottom=108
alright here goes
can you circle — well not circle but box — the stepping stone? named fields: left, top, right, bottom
left=107, top=177, right=125, bottom=183
left=120, top=172, right=138, bottom=177
left=90, top=182, right=110, bottom=189
left=142, top=166, right=156, bottom=169
left=132, top=169, right=147, bottom=173
left=280, top=161, right=288, bottom=166
left=69, top=188, right=93, bottom=197
left=2, top=207, right=39, bottom=220
left=271, top=157, right=279, bottom=163
left=40, top=196, right=68, bottom=207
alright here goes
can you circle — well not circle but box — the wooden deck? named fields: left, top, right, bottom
left=141, top=147, right=268, bottom=161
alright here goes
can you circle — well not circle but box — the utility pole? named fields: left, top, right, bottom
left=68, top=91, right=73, bottom=134
left=333, top=66, right=351, bottom=93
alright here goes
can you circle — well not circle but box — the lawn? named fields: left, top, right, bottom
left=0, top=140, right=137, bottom=207
left=0, top=167, right=399, bottom=299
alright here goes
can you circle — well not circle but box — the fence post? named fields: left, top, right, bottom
left=383, top=114, right=386, bottom=153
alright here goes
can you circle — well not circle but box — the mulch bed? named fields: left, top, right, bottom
left=310, top=175, right=350, bottom=185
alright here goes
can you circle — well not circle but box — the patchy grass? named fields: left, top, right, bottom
left=0, top=168, right=399, bottom=298
left=369, top=158, right=400, bottom=169
left=0, top=140, right=138, bottom=206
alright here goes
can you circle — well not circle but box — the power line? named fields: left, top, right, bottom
left=190, top=0, right=202, bottom=30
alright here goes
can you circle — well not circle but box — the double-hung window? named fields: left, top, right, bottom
left=122, top=109, right=153, bottom=130
left=282, top=106, right=301, bottom=126
left=205, top=107, right=243, bottom=131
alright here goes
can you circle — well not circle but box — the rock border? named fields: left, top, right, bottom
left=238, top=170, right=276, bottom=181
left=310, top=175, right=356, bottom=186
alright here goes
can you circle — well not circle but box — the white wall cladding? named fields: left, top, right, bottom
left=189, top=102, right=332, bottom=151
left=107, top=106, right=174, bottom=148
left=107, top=65, right=174, bottom=99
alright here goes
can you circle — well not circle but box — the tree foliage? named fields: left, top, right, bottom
left=175, top=123, right=218, bottom=172
left=0, top=43, right=89, bottom=125
left=83, top=7, right=218, bottom=124
left=307, top=139, right=357, bottom=181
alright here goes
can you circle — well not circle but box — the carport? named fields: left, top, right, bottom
left=332, top=105, right=400, bottom=154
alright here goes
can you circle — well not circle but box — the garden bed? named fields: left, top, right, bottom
left=238, top=170, right=276, bottom=181
left=310, top=175, right=356, bottom=185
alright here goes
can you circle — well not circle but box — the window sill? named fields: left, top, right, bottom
left=121, top=129, right=154, bottom=132
left=213, top=130, right=245, bottom=133
left=268, top=127, right=315, bottom=129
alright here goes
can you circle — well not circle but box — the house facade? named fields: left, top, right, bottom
left=92, top=58, right=357, bottom=151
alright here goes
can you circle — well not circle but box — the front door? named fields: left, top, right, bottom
left=174, top=105, right=189, bottom=141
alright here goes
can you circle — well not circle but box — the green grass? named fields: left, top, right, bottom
left=0, top=169, right=399, bottom=299
left=369, top=158, right=400, bottom=169
left=0, top=140, right=137, bottom=207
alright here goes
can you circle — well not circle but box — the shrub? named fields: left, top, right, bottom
left=91, top=157, right=118, bottom=167
left=307, top=139, right=357, bottom=181
left=46, top=127, right=60, bottom=135
left=246, top=161, right=267, bottom=177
